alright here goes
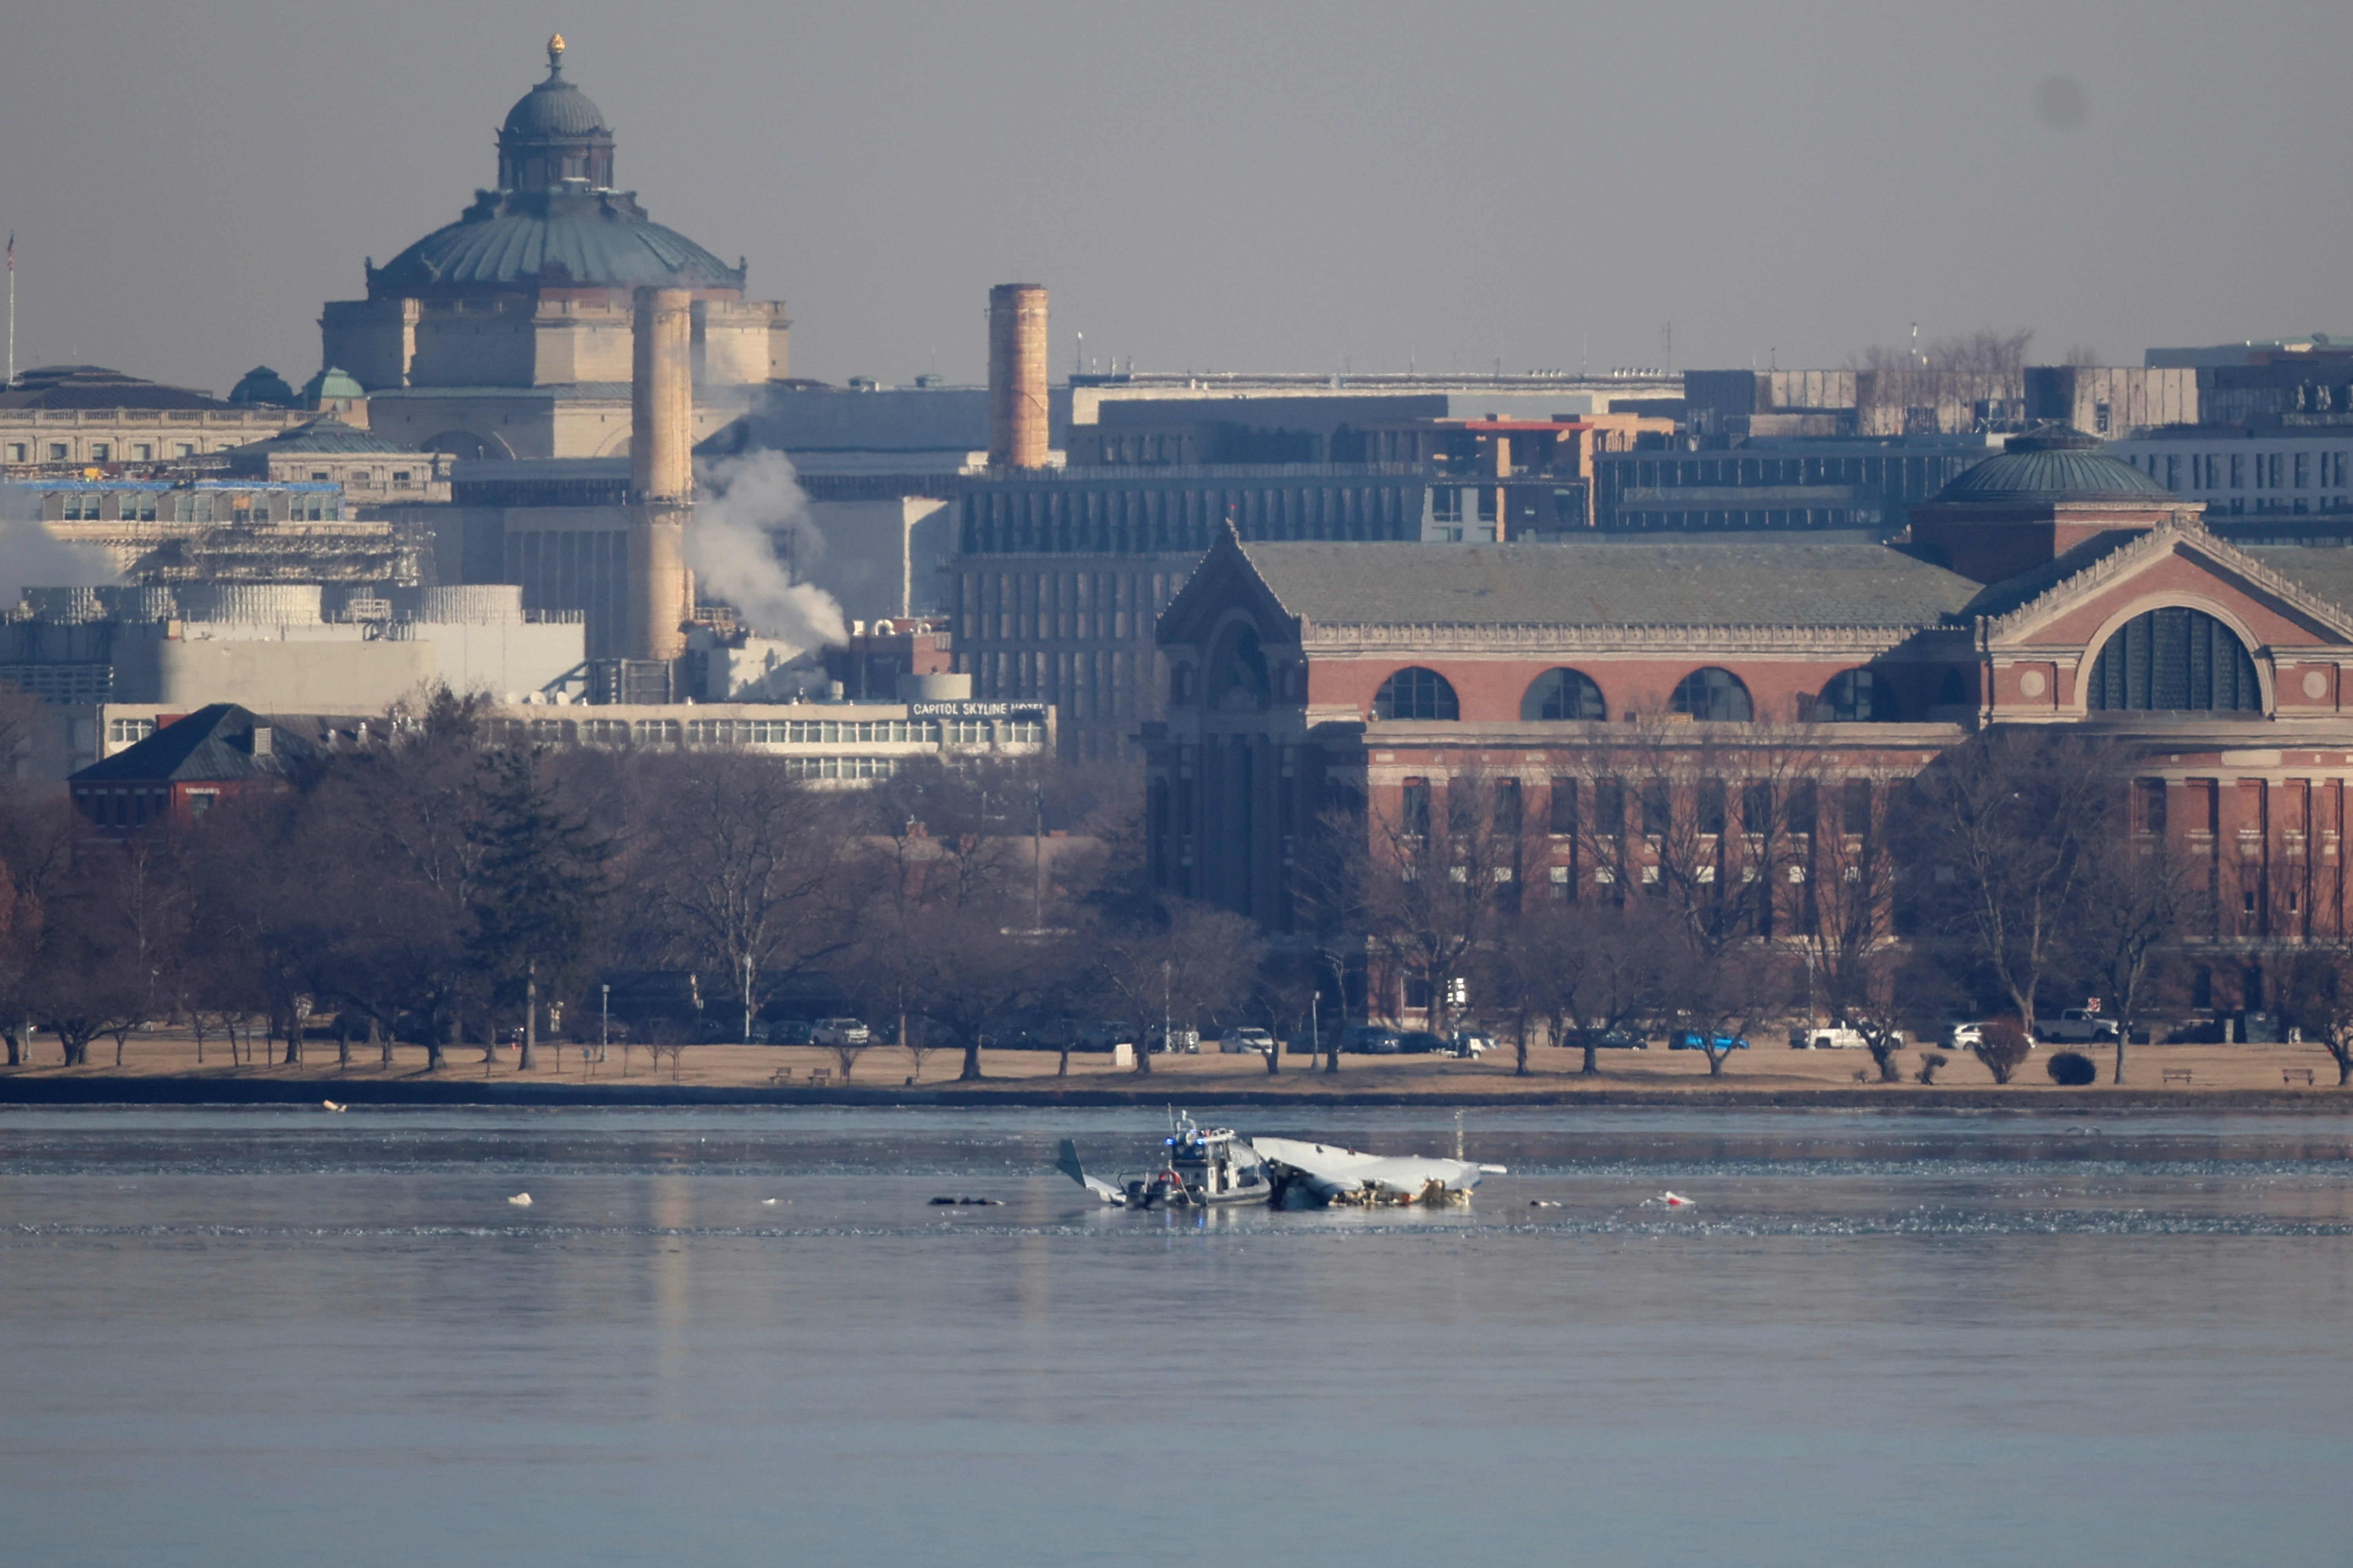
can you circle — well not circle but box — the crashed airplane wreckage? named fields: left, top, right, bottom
left=1058, top=1116, right=1506, bottom=1210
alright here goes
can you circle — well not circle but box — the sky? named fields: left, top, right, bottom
left=0, top=0, right=2345, bottom=395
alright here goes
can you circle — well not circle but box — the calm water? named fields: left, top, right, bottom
left=3, top=1105, right=2350, bottom=1568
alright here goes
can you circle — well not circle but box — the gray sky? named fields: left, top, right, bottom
left=1, top=0, right=2344, bottom=394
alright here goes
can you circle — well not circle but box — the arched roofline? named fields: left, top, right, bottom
left=2062, top=593, right=2275, bottom=719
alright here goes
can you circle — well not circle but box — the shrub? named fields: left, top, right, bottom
left=1972, top=1018, right=2033, bottom=1085
left=2046, top=1050, right=2098, bottom=1087
left=1916, top=1051, right=1950, bottom=1085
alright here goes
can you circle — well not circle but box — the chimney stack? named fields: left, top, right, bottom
left=987, top=283, right=1049, bottom=469
left=629, top=286, right=693, bottom=663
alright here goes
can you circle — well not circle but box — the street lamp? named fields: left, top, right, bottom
left=600, top=983, right=609, bottom=1065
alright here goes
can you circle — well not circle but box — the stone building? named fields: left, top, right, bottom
left=320, top=37, right=790, bottom=460
left=0, top=365, right=308, bottom=467
left=1144, top=429, right=2353, bottom=1016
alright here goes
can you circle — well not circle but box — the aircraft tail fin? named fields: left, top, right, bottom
left=1057, top=1139, right=1124, bottom=1203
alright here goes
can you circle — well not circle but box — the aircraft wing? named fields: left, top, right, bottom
left=1255, top=1136, right=1505, bottom=1204
left=1056, top=1139, right=1127, bottom=1205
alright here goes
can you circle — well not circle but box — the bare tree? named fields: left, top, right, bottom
left=1851, top=327, right=2033, bottom=434
left=638, top=753, right=859, bottom=1045
left=2274, top=945, right=2353, bottom=1086
left=1898, top=729, right=2122, bottom=1039
left=2067, top=825, right=2202, bottom=1084
left=1480, top=898, right=1676, bottom=1077
left=1092, top=897, right=1265, bottom=1075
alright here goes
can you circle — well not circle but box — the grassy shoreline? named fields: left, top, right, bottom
left=0, top=1031, right=2346, bottom=1112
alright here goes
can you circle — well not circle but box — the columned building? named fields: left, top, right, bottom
left=1145, top=429, right=2353, bottom=1010
left=320, top=36, right=790, bottom=460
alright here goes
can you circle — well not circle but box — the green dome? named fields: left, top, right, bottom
left=302, top=366, right=365, bottom=405
left=503, top=62, right=607, bottom=138
left=227, top=365, right=296, bottom=407
left=1935, top=427, right=2169, bottom=503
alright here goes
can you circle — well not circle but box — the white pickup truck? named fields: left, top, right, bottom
left=2038, top=1008, right=2119, bottom=1043
left=1787, top=1025, right=1895, bottom=1050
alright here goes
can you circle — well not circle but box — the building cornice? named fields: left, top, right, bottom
left=1299, top=621, right=1948, bottom=656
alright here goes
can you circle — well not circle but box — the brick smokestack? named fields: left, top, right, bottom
left=987, top=283, right=1049, bottom=469
left=629, top=286, right=693, bottom=663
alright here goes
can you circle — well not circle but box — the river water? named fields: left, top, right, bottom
left=2, top=1106, right=2348, bottom=1567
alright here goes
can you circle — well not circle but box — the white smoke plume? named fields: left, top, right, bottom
left=0, top=483, right=119, bottom=601
left=687, top=451, right=847, bottom=652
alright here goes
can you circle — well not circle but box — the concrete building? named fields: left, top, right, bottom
left=1592, top=434, right=2003, bottom=533
left=321, top=37, right=790, bottom=461
left=2022, top=365, right=2198, bottom=438
left=473, top=694, right=1050, bottom=785
left=216, top=420, right=455, bottom=504
left=1144, top=429, right=2353, bottom=1025
left=950, top=463, right=1437, bottom=756
left=15, top=581, right=582, bottom=770
left=2106, top=428, right=2353, bottom=518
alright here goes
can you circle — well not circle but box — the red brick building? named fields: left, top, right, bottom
left=1143, top=430, right=2353, bottom=1003
left=68, top=704, right=321, bottom=833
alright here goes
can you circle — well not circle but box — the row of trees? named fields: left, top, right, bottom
left=1295, top=723, right=2341, bottom=1085
left=0, top=693, right=1295, bottom=1080
left=9, top=699, right=2350, bottom=1086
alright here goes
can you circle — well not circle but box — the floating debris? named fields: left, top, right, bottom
left=321, top=1100, right=347, bottom=1113
left=506, top=1193, right=533, bottom=1207
left=929, top=1196, right=1004, bottom=1206
left=760, top=1198, right=780, bottom=1206
left=1529, top=1199, right=1566, bottom=1208
left=1640, top=1191, right=1697, bottom=1209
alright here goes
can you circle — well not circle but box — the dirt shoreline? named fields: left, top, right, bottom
left=2, top=1034, right=2345, bottom=1112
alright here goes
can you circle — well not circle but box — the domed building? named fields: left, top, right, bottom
left=1141, top=423, right=2353, bottom=1005
left=318, top=36, right=789, bottom=459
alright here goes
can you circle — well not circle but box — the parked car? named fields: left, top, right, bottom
left=2039, top=1008, right=2118, bottom=1043
left=1667, top=1029, right=1750, bottom=1052
left=1789, top=1025, right=1894, bottom=1050
left=1446, top=1030, right=1497, bottom=1057
left=1220, top=1027, right=1277, bottom=1055
left=1397, top=1030, right=1449, bottom=1054
left=1567, top=1027, right=1647, bottom=1051
left=766, top=1019, right=815, bottom=1047
left=1945, top=1022, right=1986, bottom=1050
left=812, top=1017, right=871, bottom=1048
left=1343, top=1023, right=1404, bottom=1055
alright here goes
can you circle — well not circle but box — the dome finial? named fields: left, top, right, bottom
left=547, top=33, right=566, bottom=75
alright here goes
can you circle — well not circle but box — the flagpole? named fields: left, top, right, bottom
left=6, top=233, right=15, bottom=388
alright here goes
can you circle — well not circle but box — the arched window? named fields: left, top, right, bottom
left=1206, top=623, right=1271, bottom=712
left=1374, top=666, right=1459, bottom=721
left=1522, top=667, right=1607, bottom=721
left=1817, top=668, right=1898, bottom=722
left=1670, top=667, right=1753, bottom=721
left=2087, top=607, right=2262, bottom=712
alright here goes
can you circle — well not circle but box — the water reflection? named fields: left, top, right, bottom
left=2, top=1107, right=2350, bottom=1568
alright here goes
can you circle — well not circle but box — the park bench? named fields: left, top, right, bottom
left=2162, top=1068, right=2193, bottom=1085
left=2284, top=1068, right=2317, bottom=1086
left=808, top=1068, right=832, bottom=1085
left=768, top=1068, right=795, bottom=1084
